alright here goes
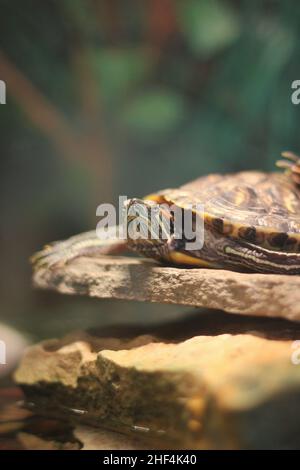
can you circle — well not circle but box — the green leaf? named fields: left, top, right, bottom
left=177, top=0, right=240, bottom=57
left=121, top=89, right=187, bottom=136
left=91, top=47, right=150, bottom=104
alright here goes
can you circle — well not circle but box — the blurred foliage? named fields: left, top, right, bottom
left=92, top=47, right=150, bottom=105
left=121, top=88, right=187, bottom=135
left=177, top=0, right=240, bottom=57
left=0, top=0, right=300, bottom=335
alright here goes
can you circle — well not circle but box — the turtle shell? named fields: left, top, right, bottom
left=146, top=171, right=300, bottom=252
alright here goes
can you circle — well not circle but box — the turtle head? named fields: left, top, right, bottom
left=125, top=198, right=173, bottom=260
left=125, top=198, right=219, bottom=268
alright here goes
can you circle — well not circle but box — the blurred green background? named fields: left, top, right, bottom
left=0, top=0, right=300, bottom=342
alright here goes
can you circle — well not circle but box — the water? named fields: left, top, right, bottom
left=0, top=387, right=83, bottom=450
left=0, top=386, right=168, bottom=450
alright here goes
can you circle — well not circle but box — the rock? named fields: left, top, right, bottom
left=14, top=311, right=300, bottom=449
left=33, top=256, right=300, bottom=322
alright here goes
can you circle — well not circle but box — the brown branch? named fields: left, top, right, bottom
left=146, top=0, right=178, bottom=46
left=68, top=33, right=113, bottom=202
left=0, top=49, right=113, bottom=202
left=0, top=49, right=82, bottom=164
left=91, top=0, right=123, bottom=42
left=72, top=45, right=100, bottom=122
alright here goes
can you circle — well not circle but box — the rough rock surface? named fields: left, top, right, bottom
left=33, top=255, right=300, bottom=322
left=14, top=312, right=300, bottom=449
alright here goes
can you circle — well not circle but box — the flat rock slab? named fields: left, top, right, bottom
left=33, top=255, right=300, bottom=322
left=14, top=312, right=300, bottom=449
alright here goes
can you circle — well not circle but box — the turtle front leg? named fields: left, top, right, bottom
left=276, top=151, right=300, bottom=185
left=31, top=226, right=127, bottom=270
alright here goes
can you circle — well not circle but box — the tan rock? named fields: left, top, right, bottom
left=33, top=256, right=300, bottom=322
left=14, top=314, right=300, bottom=449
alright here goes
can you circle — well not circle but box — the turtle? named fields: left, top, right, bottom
left=32, top=152, right=300, bottom=275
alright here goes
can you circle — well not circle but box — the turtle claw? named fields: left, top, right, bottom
left=30, top=228, right=127, bottom=271
left=281, top=151, right=300, bottom=162
left=30, top=235, right=83, bottom=270
left=30, top=245, right=72, bottom=270
left=277, top=151, right=300, bottom=169
left=277, top=151, right=300, bottom=185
